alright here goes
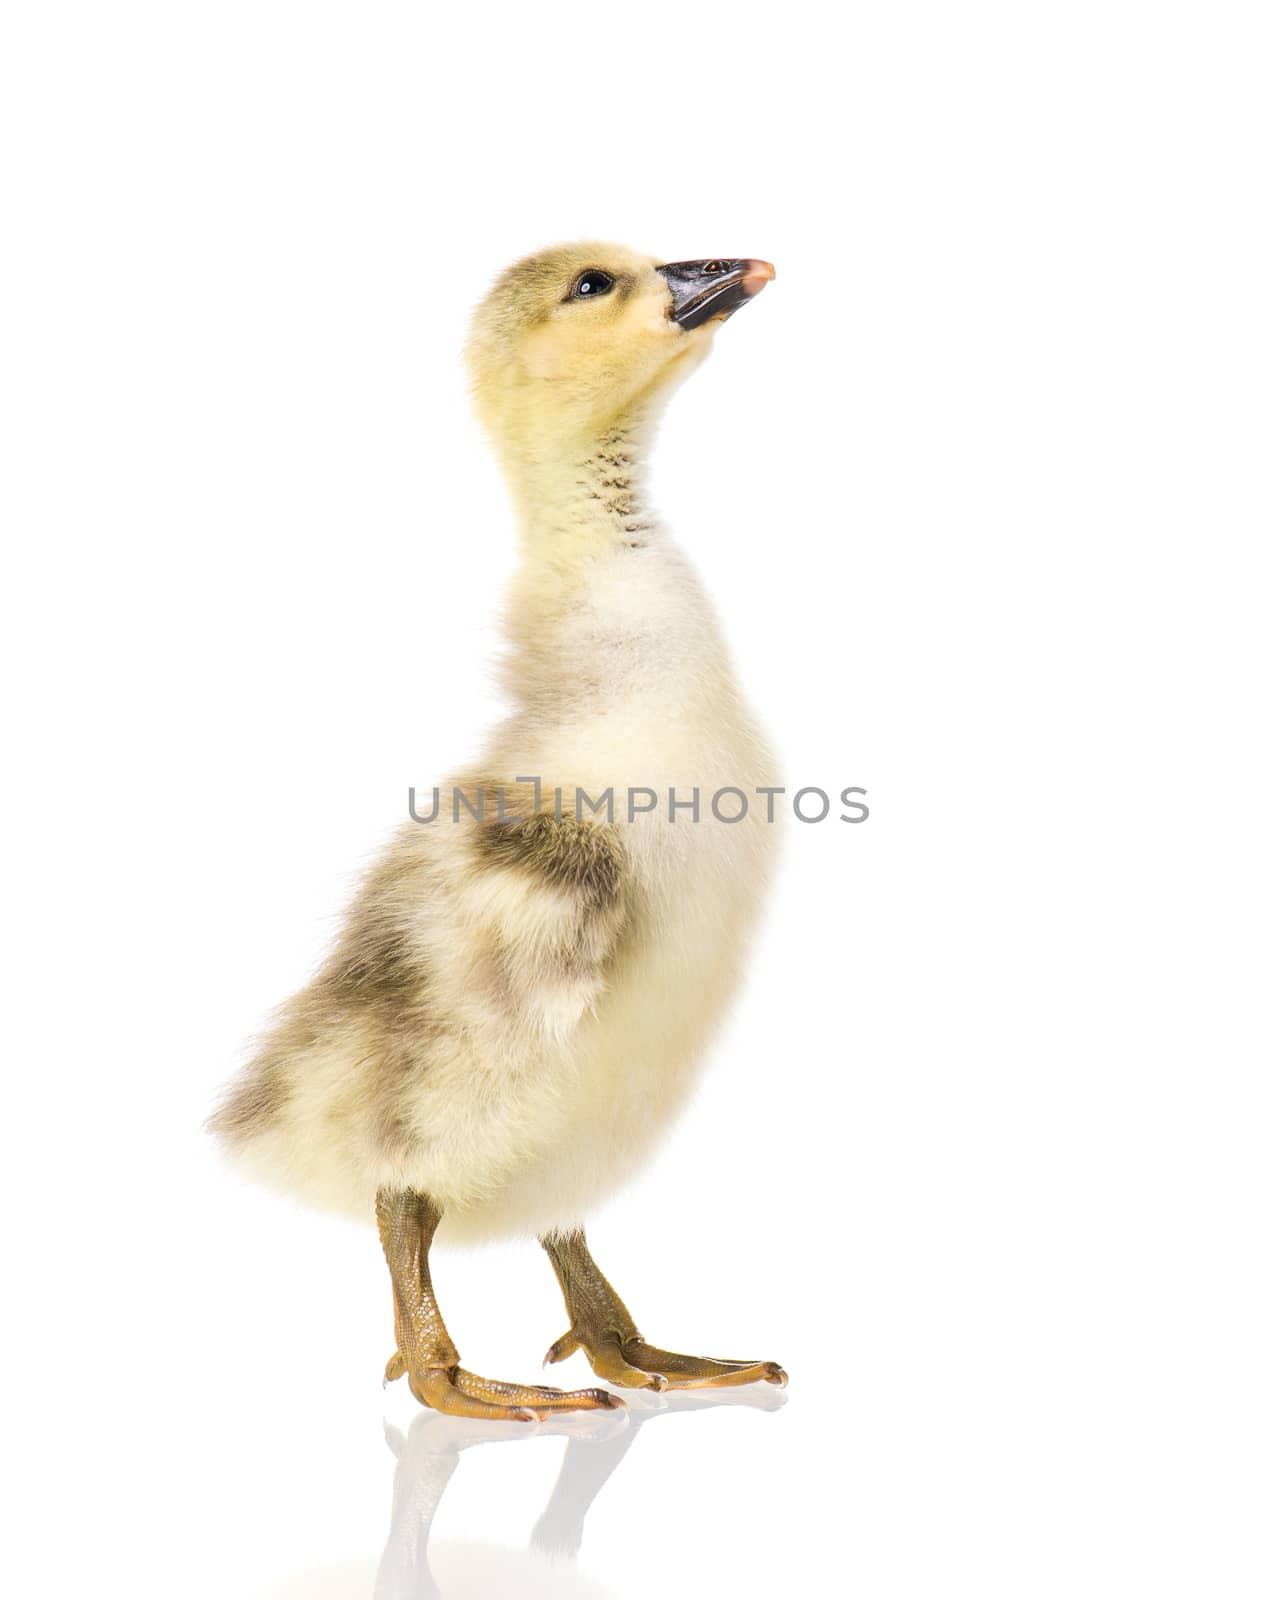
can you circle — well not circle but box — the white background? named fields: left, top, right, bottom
left=3, top=3, right=1267, bottom=1595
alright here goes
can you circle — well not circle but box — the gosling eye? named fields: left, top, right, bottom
left=570, top=269, right=616, bottom=301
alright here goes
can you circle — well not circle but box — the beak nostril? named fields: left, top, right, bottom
left=655, top=257, right=775, bottom=328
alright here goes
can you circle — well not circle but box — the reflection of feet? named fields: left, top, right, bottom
left=379, top=1406, right=630, bottom=1597
left=385, top=1353, right=624, bottom=1420
left=385, top=1400, right=628, bottom=1462
left=530, top=1379, right=787, bottom=1561
left=634, top=1380, right=789, bottom=1417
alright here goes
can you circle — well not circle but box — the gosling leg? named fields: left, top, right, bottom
left=377, top=1189, right=624, bottom=1420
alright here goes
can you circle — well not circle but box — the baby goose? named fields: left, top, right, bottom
left=211, top=242, right=786, bottom=1420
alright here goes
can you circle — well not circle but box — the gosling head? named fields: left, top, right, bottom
left=466, top=241, right=775, bottom=463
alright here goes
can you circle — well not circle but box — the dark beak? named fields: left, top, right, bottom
left=655, top=258, right=776, bottom=331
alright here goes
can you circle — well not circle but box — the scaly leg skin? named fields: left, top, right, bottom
left=540, top=1229, right=788, bottom=1392
left=376, top=1188, right=624, bottom=1421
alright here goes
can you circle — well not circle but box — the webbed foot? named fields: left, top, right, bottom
left=385, top=1357, right=623, bottom=1420
left=541, top=1230, right=788, bottom=1393
left=544, top=1330, right=784, bottom=1391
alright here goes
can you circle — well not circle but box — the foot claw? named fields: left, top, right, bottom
left=543, top=1331, right=581, bottom=1366
left=384, top=1351, right=407, bottom=1386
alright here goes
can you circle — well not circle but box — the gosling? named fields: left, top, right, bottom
left=211, top=243, right=787, bottom=1419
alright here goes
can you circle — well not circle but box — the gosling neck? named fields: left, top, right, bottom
left=500, top=412, right=660, bottom=561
